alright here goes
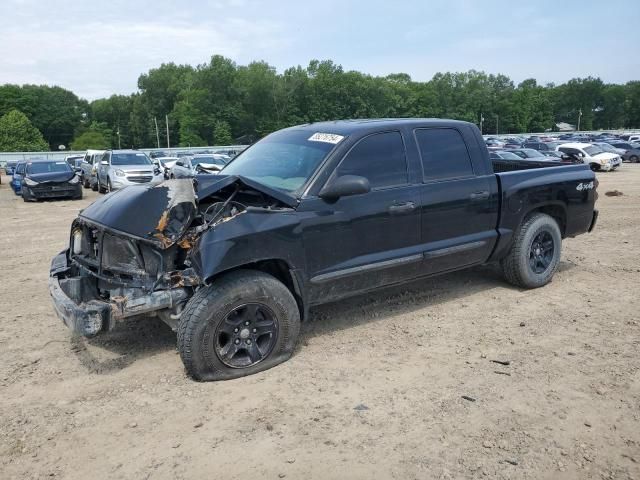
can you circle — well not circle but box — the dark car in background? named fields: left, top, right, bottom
left=20, top=159, right=82, bottom=202
left=511, top=148, right=551, bottom=160
left=65, top=155, right=84, bottom=172
left=611, top=142, right=640, bottom=162
left=10, top=161, right=26, bottom=195
left=5, top=160, right=19, bottom=175
left=489, top=150, right=523, bottom=160
left=541, top=151, right=564, bottom=159
left=522, top=141, right=552, bottom=151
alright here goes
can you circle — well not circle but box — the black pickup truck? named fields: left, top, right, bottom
left=49, top=119, right=598, bottom=381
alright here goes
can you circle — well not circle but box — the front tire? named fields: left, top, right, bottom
left=177, top=270, right=300, bottom=381
left=98, top=176, right=107, bottom=193
left=501, top=213, right=562, bottom=289
left=630, top=155, right=639, bottom=163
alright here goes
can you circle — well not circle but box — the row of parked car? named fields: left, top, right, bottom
left=77, top=149, right=232, bottom=193
left=5, top=149, right=234, bottom=201
left=484, top=132, right=640, bottom=172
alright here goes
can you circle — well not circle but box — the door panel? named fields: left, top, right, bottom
left=301, top=185, right=421, bottom=304
left=412, top=127, right=499, bottom=275
left=418, top=176, right=498, bottom=275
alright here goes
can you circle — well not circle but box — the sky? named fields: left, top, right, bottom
left=1, top=0, right=639, bottom=100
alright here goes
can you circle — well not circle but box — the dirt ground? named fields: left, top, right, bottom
left=0, top=166, right=638, bottom=480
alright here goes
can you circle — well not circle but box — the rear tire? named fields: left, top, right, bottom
left=98, top=176, right=107, bottom=193
left=83, top=177, right=90, bottom=188
left=177, top=270, right=300, bottom=381
left=630, top=155, right=639, bottom=163
left=501, top=213, right=562, bottom=289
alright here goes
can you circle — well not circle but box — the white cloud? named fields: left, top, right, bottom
left=0, top=4, right=288, bottom=99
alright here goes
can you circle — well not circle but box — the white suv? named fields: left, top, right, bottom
left=556, top=143, right=622, bottom=172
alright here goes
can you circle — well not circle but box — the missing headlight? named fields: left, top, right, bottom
left=101, top=233, right=145, bottom=274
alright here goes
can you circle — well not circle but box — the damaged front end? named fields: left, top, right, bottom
left=49, top=176, right=296, bottom=336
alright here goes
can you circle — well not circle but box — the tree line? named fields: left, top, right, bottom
left=1, top=55, right=640, bottom=151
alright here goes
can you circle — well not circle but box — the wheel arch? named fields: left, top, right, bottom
left=204, top=258, right=307, bottom=321
left=525, top=203, right=567, bottom=237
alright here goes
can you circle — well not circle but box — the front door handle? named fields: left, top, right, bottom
left=388, top=201, right=416, bottom=215
left=469, top=191, right=490, bottom=202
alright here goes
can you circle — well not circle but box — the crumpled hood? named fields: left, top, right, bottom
left=79, top=179, right=197, bottom=248
left=29, top=171, right=76, bottom=183
left=77, top=176, right=298, bottom=249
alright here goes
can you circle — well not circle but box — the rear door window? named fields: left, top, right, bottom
left=414, top=128, right=474, bottom=181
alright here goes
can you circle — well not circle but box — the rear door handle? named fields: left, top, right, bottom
left=388, top=201, right=416, bottom=214
left=469, top=191, right=490, bottom=202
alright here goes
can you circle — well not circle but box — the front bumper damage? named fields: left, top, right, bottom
left=48, top=177, right=297, bottom=337
left=49, top=251, right=190, bottom=336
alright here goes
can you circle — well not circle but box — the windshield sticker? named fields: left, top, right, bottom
left=136, top=153, right=146, bottom=156
left=55, top=162, right=66, bottom=165
left=308, top=132, right=344, bottom=144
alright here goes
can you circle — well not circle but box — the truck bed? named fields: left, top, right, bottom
left=492, top=158, right=566, bottom=173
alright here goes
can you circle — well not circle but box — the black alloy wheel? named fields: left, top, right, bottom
left=215, top=303, right=278, bottom=368
left=529, top=231, right=554, bottom=274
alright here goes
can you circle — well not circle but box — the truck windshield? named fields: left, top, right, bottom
left=111, top=153, right=152, bottom=166
left=221, top=129, right=342, bottom=193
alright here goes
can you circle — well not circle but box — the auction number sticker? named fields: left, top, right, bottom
left=308, top=132, right=344, bottom=144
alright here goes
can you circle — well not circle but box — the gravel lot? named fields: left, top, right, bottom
left=1, top=166, right=639, bottom=480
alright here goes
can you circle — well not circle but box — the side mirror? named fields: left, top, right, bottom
left=100, top=160, right=108, bottom=165
left=319, top=175, right=371, bottom=200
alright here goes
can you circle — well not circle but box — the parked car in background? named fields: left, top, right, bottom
left=191, top=153, right=229, bottom=173
left=96, top=150, right=164, bottom=193
left=154, top=156, right=179, bottom=178
left=169, top=154, right=230, bottom=178
left=541, top=151, right=565, bottom=159
left=556, top=143, right=622, bottom=171
left=149, top=150, right=169, bottom=159
left=64, top=155, right=84, bottom=173
left=522, top=141, right=554, bottom=151
left=20, top=159, right=82, bottom=201
left=5, top=160, right=18, bottom=175
left=510, top=148, right=551, bottom=160
left=610, top=142, right=640, bottom=163
left=620, top=134, right=640, bottom=143
left=503, top=138, right=523, bottom=149
left=489, top=150, right=524, bottom=160
left=592, top=142, right=626, bottom=156
left=80, top=150, right=105, bottom=190
left=10, top=161, right=26, bottom=195
left=485, top=138, right=505, bottom=149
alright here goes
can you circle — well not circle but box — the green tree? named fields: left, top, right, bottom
left=212, top=120, right=233, bottom=145
left=70, top=122, right=111, bottom=150
left=0, top=109, right=49, bottom=151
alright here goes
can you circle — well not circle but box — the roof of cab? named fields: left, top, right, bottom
left=286, top=118, right=475, bottom=135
